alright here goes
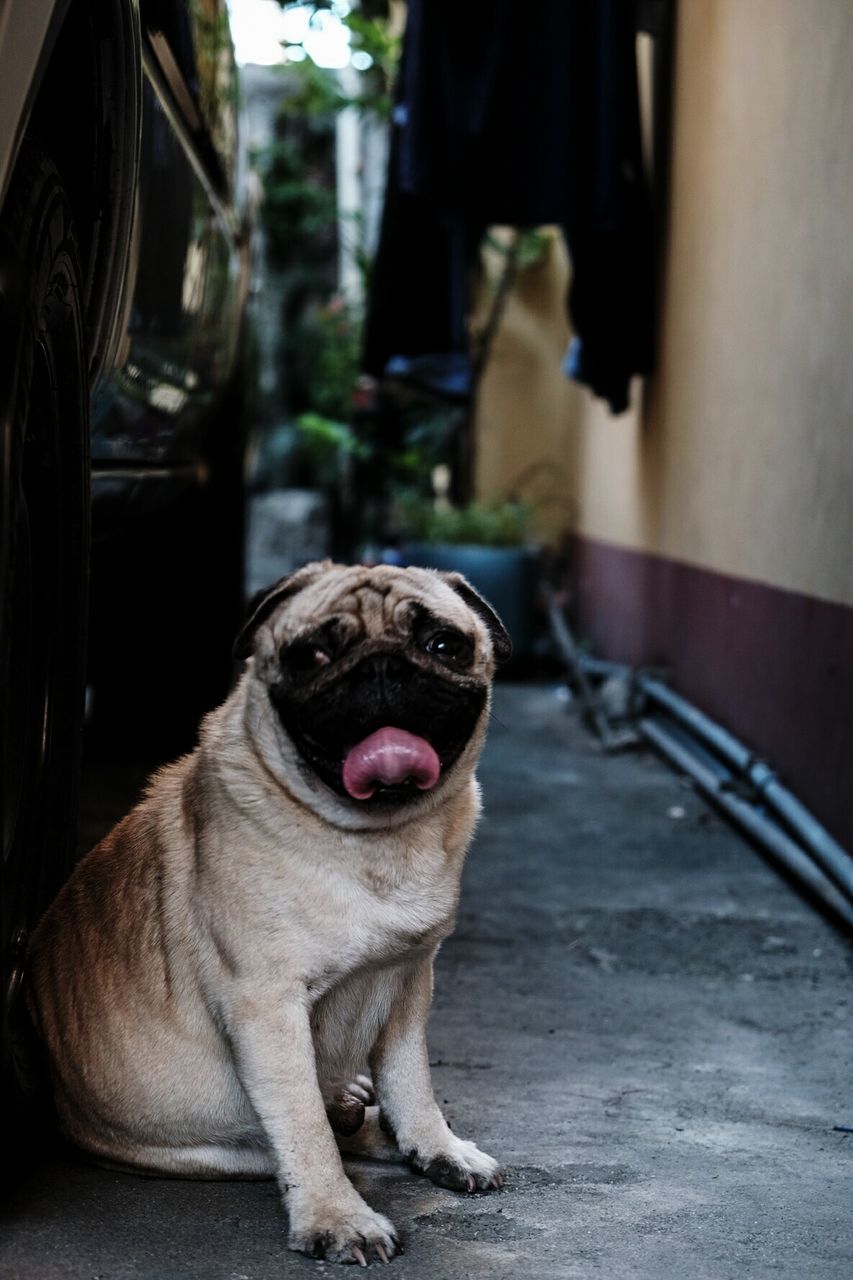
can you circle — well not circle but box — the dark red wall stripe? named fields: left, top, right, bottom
left=574, top=536, right=853, bottom=851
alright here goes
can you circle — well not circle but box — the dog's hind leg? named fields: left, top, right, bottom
left=336, top=1105, right=406, bottom=1163
left=325, top=1074, right=377, bottom=1135
left=93, top=1141, right=277, bottom=1180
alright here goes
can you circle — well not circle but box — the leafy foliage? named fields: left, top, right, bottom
left=293, top=296, right=363, bottom=420
left=258, top=63, right=341, bottom=269
left=397, top=497, right=532, bottom=547
left=274, top=1, right=401, bottom=119
left=295, top=412, right=370, bottom=473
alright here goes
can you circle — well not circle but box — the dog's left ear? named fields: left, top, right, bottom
left=234, top=561, right=333, bottom=660
left=441, top=572, right=513, bottom=664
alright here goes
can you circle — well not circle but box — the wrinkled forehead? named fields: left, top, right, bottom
left=272, top=565, right=476, bottom=643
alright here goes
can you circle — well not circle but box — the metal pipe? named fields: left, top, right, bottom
left=639, top=676, right=753, bottom=773
left=640, top=717, right=853, bottom=931
left=636, top=676, right=853, bottom=905
left=562, top=628, right=853, bottom=921
left=749, top=761, right=853, bottom=899
left=544, top=592, right=637, bottom=751
left=575, top=655, right=632, bottom=681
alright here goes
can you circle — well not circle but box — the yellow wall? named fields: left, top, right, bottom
left=473, top=231, right=579, bottom=540
left=477, top=0, right=853, bottom=607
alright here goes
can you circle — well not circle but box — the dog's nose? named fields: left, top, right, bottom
left=354, top=653, right=409, bottom=695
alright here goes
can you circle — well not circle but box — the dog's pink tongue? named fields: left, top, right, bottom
left=342, top=727, right=441, bottom=800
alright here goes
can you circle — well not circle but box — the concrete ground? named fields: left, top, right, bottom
left=1, top=683, right=851, bottom=1279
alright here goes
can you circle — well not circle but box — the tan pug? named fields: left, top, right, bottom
left=27, top=561, right=511, bottom=1265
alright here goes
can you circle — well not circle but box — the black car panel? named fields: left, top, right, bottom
left=90, top=56, right=244, bottom=477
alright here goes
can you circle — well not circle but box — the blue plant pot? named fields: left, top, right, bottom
left=403, top=543, right=537, bottom=657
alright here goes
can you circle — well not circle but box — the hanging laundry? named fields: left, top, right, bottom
left=363, top=0, right=656, bottom=415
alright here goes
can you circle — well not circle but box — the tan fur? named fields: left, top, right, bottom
left=27, top=563, right=504, bottom=1264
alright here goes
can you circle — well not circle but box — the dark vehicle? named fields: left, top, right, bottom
left=0, top=0, right=250, bottom=1113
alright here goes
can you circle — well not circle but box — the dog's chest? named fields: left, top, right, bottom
left=299, top=835, right=458, bottom=981
left=307, top=879, right=449, bottom=1081
left=344, top=869, right=453, bottom=968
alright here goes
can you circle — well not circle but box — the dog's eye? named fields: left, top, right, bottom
left=283, top=643, right=332, bottom=681
left=423, top=629, right=473, bottom=669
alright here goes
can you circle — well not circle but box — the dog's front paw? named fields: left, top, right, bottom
left=410, top=1136, right=504, bottom=1194
left=289, top=1199, right=399, bottom=1266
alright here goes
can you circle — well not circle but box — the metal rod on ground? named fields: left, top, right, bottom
left=543, top=588, right=637, bottom=752
left=578, top=655, right=633, bottom=681
left=640, top=717, right=853, bottom=931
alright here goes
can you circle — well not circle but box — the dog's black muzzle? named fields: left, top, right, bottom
left=270, top=651, right=486, bottom=804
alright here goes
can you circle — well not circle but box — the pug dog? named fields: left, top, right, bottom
left=27, top=561, right=511, bottom=1266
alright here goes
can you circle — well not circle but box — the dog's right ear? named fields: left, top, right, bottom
left=233, top=561, right=333, bottom=661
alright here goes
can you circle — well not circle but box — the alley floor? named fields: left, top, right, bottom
left=1, top=684, right=851, bottom=1279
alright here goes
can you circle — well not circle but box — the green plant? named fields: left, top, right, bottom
left=296, top=412, right=369, bottom=466
left=397, top=497, right=533, bottom=548
left=276, top=1, right=401, bottom=120
left=483, top=227, right=555, bottom=271
left=292, top=296, right=363, bottom=419
left=257, top=63, right=342, bottom=269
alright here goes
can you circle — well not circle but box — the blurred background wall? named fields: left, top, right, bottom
left=475, top=0, right=853, bottom=846
left=473, top=231, right=579, bottom=541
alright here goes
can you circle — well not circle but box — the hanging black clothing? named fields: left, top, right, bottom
left=363, top=0, right=656, bottom=415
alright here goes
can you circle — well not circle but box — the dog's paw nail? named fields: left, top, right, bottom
left=352, top=1245, right=368, bottom=1267
left=354, top=1073, right=376, bottom=1103
left=466, top=1174, right=476, bottom=1193
left=375, top=1243, right=389, bottom=1263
